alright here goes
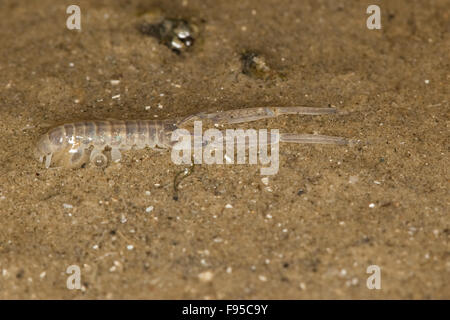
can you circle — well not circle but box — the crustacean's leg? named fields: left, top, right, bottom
left=178, top=106, right=348, bottom=145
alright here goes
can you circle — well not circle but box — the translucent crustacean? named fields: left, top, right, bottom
left=35, top=106, right=348, bottom=168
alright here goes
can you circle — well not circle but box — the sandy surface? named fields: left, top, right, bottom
left=0, top=0, right=448, bottom=299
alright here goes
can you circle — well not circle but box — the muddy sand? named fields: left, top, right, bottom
left=0, top=0, right=448, bottom=299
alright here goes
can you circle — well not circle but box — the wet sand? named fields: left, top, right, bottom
left=0, top=0, right=448, bottom=299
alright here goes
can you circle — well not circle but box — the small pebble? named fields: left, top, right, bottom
left=198, top=271, right=214, bottom=282
left=261, top=177, right=269, bottom=185
left=127, top=245, right=134, bottom=251
left=258, top=275, right=267, bottom=282
left=349, top=175, right=359, bottom=184
left=369, top=203, right=375, bottom=208
left=110, top=80, right=120, bottom=85
left=225, top=204, right=233, bottom=209
left=112, top=94, right=121, bottom=100
left=146, top=206, right=154, bottom=213
left=63, top=203, right=73, bottom=209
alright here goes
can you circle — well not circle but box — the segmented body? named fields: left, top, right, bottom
left=35, top=106, right=348, bottom=168
left=36, top=120, right=178, bottom=168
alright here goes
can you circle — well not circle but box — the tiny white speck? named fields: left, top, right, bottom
left=146, top=206, right=154, bottom=213
left=145, top=191, right=151, bottom=196
left=63, top=203, right=73, bottom=209
left=145, top=106, right=151, bottom=110
left=224, top=154, right=233, bottom=163
left=340, top=269, right=347, bottom=276
left=69, top=62, right=74, bottom=67
left=225, top=204, right=233, bottom=209
left=258, top=275, right=267, bottom=282
left=110, top=80, right=120, bottom=85
left=374, top=180, right=381, bottom=185
left=127, top=245, right=134, bottom=250
left=424, top=79, right=430, bottom=84
left=261, top=177, right=269, bottom=185
left=39, top=271, right=46, bottom=279
left=92, top=244, right=99, bottom=250
left=226, top=267, right=232, bottom=274
left=112, top=94, right=121, bottom=100
left=369, top=203, right=375, bottom=208
left=266, top=214, right=272, bottom=219
left=157, top=103, right=163, bottom=109
left=282, top=228, right=288, bottom=233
